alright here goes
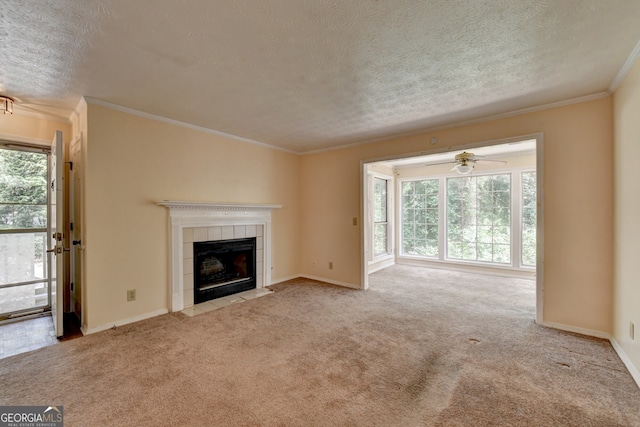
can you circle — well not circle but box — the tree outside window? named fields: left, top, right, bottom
left=401, top=179, right=438, bottom=257
left=447, top=174, right=511, bottom=264
left=373, top=177, right=389, bottom=256
left=0, top=148, right=49, bottom=304
left=0, top=149, right=48, bottom=230
left=521, top=171, right=537, bottom=266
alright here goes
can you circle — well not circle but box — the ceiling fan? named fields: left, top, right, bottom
left=429, top=151, right=507, bottom=175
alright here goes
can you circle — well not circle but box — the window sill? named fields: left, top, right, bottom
left=396, top=256, right=536, bottom=279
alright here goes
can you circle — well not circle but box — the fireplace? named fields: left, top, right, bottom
left=194, top=238, right=256, bottom=303
left=157, top=201, right=281, bottom=311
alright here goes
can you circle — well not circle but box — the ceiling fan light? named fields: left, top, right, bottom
left=456, top=164, right=473, bottom=175
left=0, top=95, right=14, bottom=115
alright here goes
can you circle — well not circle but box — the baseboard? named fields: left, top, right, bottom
left=396, top=258, right=536, bottom=279
left=269, top=274, right=361, bottom=289
left=512, top=321, right=640, bottom=388
left=269, top=275, right=302, bottom=285
left=298, top=274, right=362, bottom=289
left=538, top=321, right=611, bottom=340
left=610, top=338, right=640, bottom=389
left=368, top=258, right=395, bottom=274
left=81, top=308, right=169, bottom=335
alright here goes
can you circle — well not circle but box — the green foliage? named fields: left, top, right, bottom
left=521, top=171, right=537, bottom=266
left=0, top=149, right=48, bottom=230
left=446, top=174, right=511, bottom=264
left=373, top=178, right=389, bottom=256
left=401, top=171, right=537, bottom=268
left=401, top=179, right=439, bottom=257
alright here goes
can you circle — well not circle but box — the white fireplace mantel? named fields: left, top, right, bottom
left=158, top=201, right=282, bottom=311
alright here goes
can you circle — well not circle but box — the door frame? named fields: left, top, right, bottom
left=361, top=133, right=545, bottom=325
left=0, top=138, right=53, bottom=320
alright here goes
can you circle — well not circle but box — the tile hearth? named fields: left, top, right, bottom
left=181, top=287, right=273, bottom=317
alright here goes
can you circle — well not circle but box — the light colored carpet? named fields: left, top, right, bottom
left=1, top=265, right=638, bottom=426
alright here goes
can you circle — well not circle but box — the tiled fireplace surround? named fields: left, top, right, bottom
left=157, top=201, right=281, bottom=311
left=183, top=224, right=262, bottom=308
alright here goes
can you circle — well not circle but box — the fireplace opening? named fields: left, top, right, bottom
left=193, top=237, right=256, bottom=304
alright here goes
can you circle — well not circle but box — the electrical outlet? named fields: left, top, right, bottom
left=630, top=322, right=635, bottom=340
left=329, top=261, right=333, bottom=270
left=352, top=217, right=358, bottom=226
left=127, top=289, right=136, bottom=302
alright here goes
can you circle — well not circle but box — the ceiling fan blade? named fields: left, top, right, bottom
left=423, top=160, right=457, bottom=166
left=450, top=164, right=459, bottom=172
left=478, top=159, right=507, bottom=163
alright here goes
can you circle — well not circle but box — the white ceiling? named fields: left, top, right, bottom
left=2, top=1, right=640, bottom=153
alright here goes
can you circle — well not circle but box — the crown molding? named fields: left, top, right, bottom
left=84, top=97, right=298, bottom=155
left=609, top=38, right=640, bottom=93
left=302, top=92, right=609, bottom=156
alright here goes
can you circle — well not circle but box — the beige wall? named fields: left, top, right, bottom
left=0, top=95, right=619, bottom=346
left=613, top=57, right=640, bottom=378
left=82, top=103, right=300, bottom=331
left=0, top=112, right=71, bottom=145
left=301, top=97, right=614, bottom=334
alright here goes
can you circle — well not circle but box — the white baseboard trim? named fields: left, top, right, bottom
left=538, top=321, right=611, bottom=340
left=514, top=321, right=640, bottom=388
left=269, top=273, right=362, bottom=289
left=298, top=274, right=362, bottom=289
left=368, top=258, right=395, bottom=274
left=610, top=338, right=640, bottom=389
left=269, top=275, right=302, bottom=285
left=81, top=308, right=169, bottom=335
left=396, top=258, right=536, bottom=279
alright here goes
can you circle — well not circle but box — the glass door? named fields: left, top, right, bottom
left=0, top=145, right=50, bottom=320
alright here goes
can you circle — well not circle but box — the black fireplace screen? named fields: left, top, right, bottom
left=193, top=237, right=256, bottom=304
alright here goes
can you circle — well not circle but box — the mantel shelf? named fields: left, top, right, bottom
left=157, top=201, right=282, bottom=211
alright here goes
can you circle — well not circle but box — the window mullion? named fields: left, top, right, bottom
left=512, top=172, right=522, bottom=268
left=438, top=176, right=445, bottom=261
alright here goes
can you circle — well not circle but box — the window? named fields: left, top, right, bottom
left=0, top=150, right=48, bottom=231
left=521, top=171, right=536, bottom=266
left=401, top=179, right=439, bottom=257
left=447, top=174, right=511, bottom=264
left=373, top=177, right=390, bottom=257
left=399, top=169, right=536, bottom=270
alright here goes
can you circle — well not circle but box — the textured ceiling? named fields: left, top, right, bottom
left=1, top=1, right=640, bottom=153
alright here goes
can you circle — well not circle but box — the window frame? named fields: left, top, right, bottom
left=369, top=171, right=394, bottom=262
left=0, top=145, right=53, bottom=316
left=399, top=178, right=440, bottom=259
left=520, top=170, right=537, bottom=268
left=397, top=167, right=535, bottom=272
left=445, top=172, right=513, bottom=265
